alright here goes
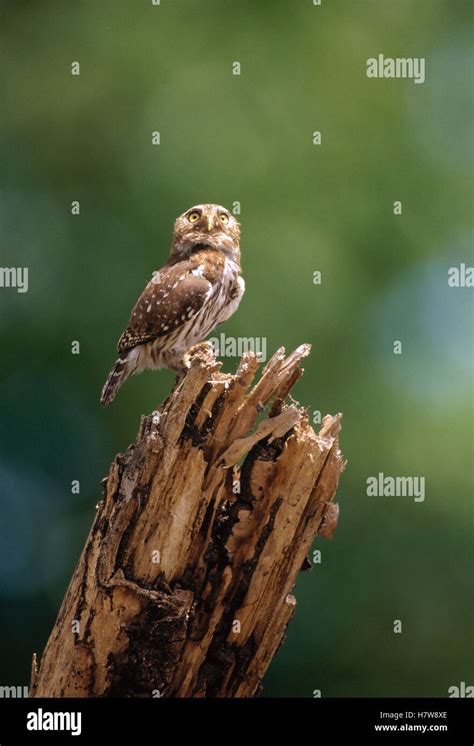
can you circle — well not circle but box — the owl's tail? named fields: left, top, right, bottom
left=100, top=352, right=137, bottom=407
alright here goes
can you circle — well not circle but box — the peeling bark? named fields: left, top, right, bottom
left=30, top=344, right=345, bottom=698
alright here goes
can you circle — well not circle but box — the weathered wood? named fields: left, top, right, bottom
left=30, top=344, right=345, bottom=698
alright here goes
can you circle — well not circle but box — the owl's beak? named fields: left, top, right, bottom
left=206, top=216, right=215, bottom=232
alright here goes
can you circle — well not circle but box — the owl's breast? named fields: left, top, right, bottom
left=148, top=257, right=244, bottom=361
left=217, top=273, right=245, bottom=324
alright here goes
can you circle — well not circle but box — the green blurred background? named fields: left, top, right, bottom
left=0, top=0, right=472, bottom=697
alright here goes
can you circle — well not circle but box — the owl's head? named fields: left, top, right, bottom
left=171, top=203, right=240, bottom=261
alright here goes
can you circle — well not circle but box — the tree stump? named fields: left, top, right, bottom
left=30, top=344, right=345, bottom=698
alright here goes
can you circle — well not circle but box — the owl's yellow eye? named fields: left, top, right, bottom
left=188, top=211, right=200, bottom=223
left=220, top=213, right=229, bottom=224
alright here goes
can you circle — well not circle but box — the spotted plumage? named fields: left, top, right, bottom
left=100, top=203, right=245, bottom=406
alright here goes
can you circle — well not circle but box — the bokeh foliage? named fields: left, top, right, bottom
left=0, top=0, right=472, bottom=697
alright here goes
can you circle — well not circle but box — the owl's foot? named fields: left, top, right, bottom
left=170, top=343, right=214, bottom=389
left=179, top=342, right=215, bottom=370
left=173, top=342, right=229, bottom=389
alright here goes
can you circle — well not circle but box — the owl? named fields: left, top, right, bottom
left=100, top=203, right=245, bottom=406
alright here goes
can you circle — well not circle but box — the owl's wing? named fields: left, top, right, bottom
left=117, top=261, right=212, bottom=352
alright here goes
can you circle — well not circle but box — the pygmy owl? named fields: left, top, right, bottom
left=100, top=203, right=245, bottom=406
